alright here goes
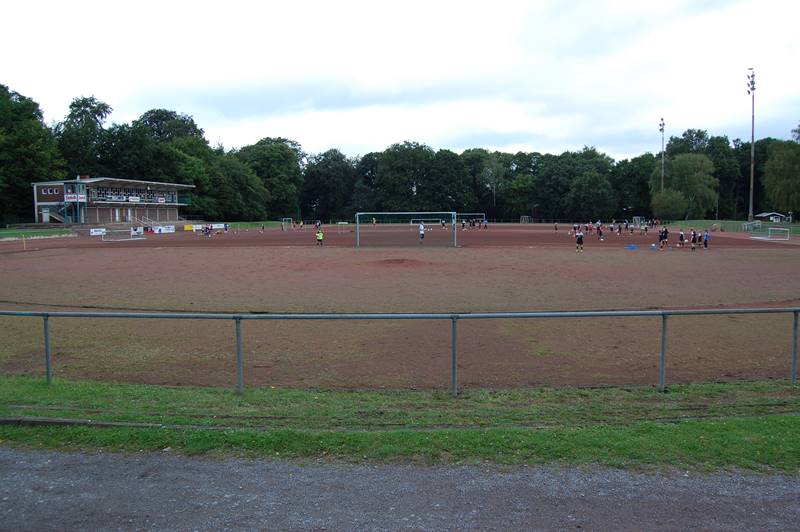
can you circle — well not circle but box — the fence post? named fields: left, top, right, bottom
left=659, top=314, right=668, bottom=392
left=792, top=311, right=798, bottom=386
left=43, top=315, right=52, bottom=385
left=451, top=316, right=459, bottom=397
left=235, top=317, right=244, bottom=394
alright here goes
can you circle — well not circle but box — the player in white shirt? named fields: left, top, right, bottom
left=419, top=222, right=426, bottom=243
left=575, top=230, right=585, bottom=253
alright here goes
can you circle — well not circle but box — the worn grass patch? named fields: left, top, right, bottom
left=1, top=376, right=799, bottom=470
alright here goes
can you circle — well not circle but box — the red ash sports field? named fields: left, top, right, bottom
left=1, top=223, right=799, bottom=390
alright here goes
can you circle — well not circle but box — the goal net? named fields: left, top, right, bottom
left=520, top=216, right=532, bottom=224
left=751, top=227, right=790, bottom=241
left=355, top=212, right=457, bottom=247
left=457, top=212, right=486, bottom=223
left=281, top=218, right=293, bottom=231
left=100, top=227, right=146, bottom=242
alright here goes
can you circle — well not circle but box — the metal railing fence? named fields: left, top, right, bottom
left=1, top=307, right=797, bottom=396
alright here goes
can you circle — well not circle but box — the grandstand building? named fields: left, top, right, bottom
left=31, top=176, right=194, bottom=224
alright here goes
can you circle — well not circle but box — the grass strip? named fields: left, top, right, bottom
left=1, top=377, right=798, bottom=431
left=1, top=416, right=799, bottom=472
left=0, top=229, right=74, bottom=239
left=1, top=377, right=799, bottom=470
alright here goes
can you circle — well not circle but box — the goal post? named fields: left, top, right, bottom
left=281, top=218, right=293, bottom=231
left=767, top=227, right=790, bottom=240
left=100, top=226, right=146, bottom=242
left=355, top=211, right=457, bottom=247
left=750, top=226, right=791, bottom=241
left=457, top=212, right=486, bottom=222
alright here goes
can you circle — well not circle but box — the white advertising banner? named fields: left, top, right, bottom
left=89, top=228, right=107, bottom=236
left=154, top=225, right=176, bottom=234
left=128, top=196, right=140, bottom=202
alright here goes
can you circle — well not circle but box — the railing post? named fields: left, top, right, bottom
left=792, top=311, right=798, bottom=386
left=43, top=315, right=52, bottom=385
left=235, top=317, right=244, bottom=394
left=451, top=316, right=459, bottom=397
left=659, top=314, right=668, bottom=392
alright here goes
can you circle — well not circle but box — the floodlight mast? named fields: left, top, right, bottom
left=747, top=68, right=756, bottom=222
left=658, top=118, right=665, bottom=193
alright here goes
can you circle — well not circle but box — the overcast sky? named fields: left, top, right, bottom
left=3, top=0, right=799, bottom=160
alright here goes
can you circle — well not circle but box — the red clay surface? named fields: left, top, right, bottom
left=1, top=223, right=799, bottom=390
left=1, top=222, right=791, bottom=251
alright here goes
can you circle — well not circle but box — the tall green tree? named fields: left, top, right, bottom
left=210, top=153, right=269, bottom=221
left=565, top=170, right=617, bottom=221
left=236, top=137, right=305, bottom=218
left=373, top=141, right=434, bottom=211
left=0, top=84, right=65, bottom=223
left=348, top=152, right=380, bottom=214
left=704, top=136, right=740, bottom=219
left=507, top=152, right=542, bottom=219
left=732, top=137, right=778, bottom=217
left=666, top=128, right=710, bottom=156
left=650, top=189, right=689, bottom=220
left=763, top=140, right=800, bottom=214
left=459, top=148, right=492, bottom=215
left=54, top=96, right=112, bottom=176
left=419, top=149, right=471, bottom=212
left=301, top=149, right=357, bottom=221
left=650, top=153, right=717, bottom=219
left=792, top=121, right=800, bottom=142
left=133, top=109, right=204, bottom=143
left=610, top=154, right=655, bottom=218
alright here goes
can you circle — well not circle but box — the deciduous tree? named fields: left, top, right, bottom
left=763, top=140, right=800, bottom=213
left=0, top=85, right=65, bottom=223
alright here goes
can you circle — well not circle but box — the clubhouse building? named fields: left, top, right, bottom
left=31, top=176, right=194, bottom=224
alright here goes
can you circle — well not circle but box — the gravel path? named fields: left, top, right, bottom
left=1, top=448, right=799, bottom=530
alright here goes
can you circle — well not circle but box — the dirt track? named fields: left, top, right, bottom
left=1, top=224, right=799, bottom=389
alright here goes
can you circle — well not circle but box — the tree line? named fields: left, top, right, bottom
left=2, top=83, right=799, bottom=225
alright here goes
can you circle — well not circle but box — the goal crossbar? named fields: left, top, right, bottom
left=355, top=211, right=457, bottom=247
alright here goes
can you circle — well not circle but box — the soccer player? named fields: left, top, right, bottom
left=678, top=229, right=685, bottom=248
left=316, top=228, right=324, bottom=245
left=419, top=222, right=426, bottom=243
left=575, top=229, right=585, bottom=253
left=703, top=230, right=710, bottom=249
left=690, top=228, right=697, bottom=251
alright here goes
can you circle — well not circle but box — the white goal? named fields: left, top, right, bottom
left=281, top=218, right=293, bottom=231
left=354, top=211, right=457, bottom=247
left=520, top=216, right=532, bottom=224
left=101, top=227, right=146, bottom=242
left=457, top=212, right=486, bottom=223
left=751, top=227, right=791, bottom=241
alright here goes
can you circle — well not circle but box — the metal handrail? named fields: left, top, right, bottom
left=1, top=307, right=797, bottom=395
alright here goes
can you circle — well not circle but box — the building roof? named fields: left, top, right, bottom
left=755, top=212, right=786, bottom=218
left=31, top=177, right=195, bottom=189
